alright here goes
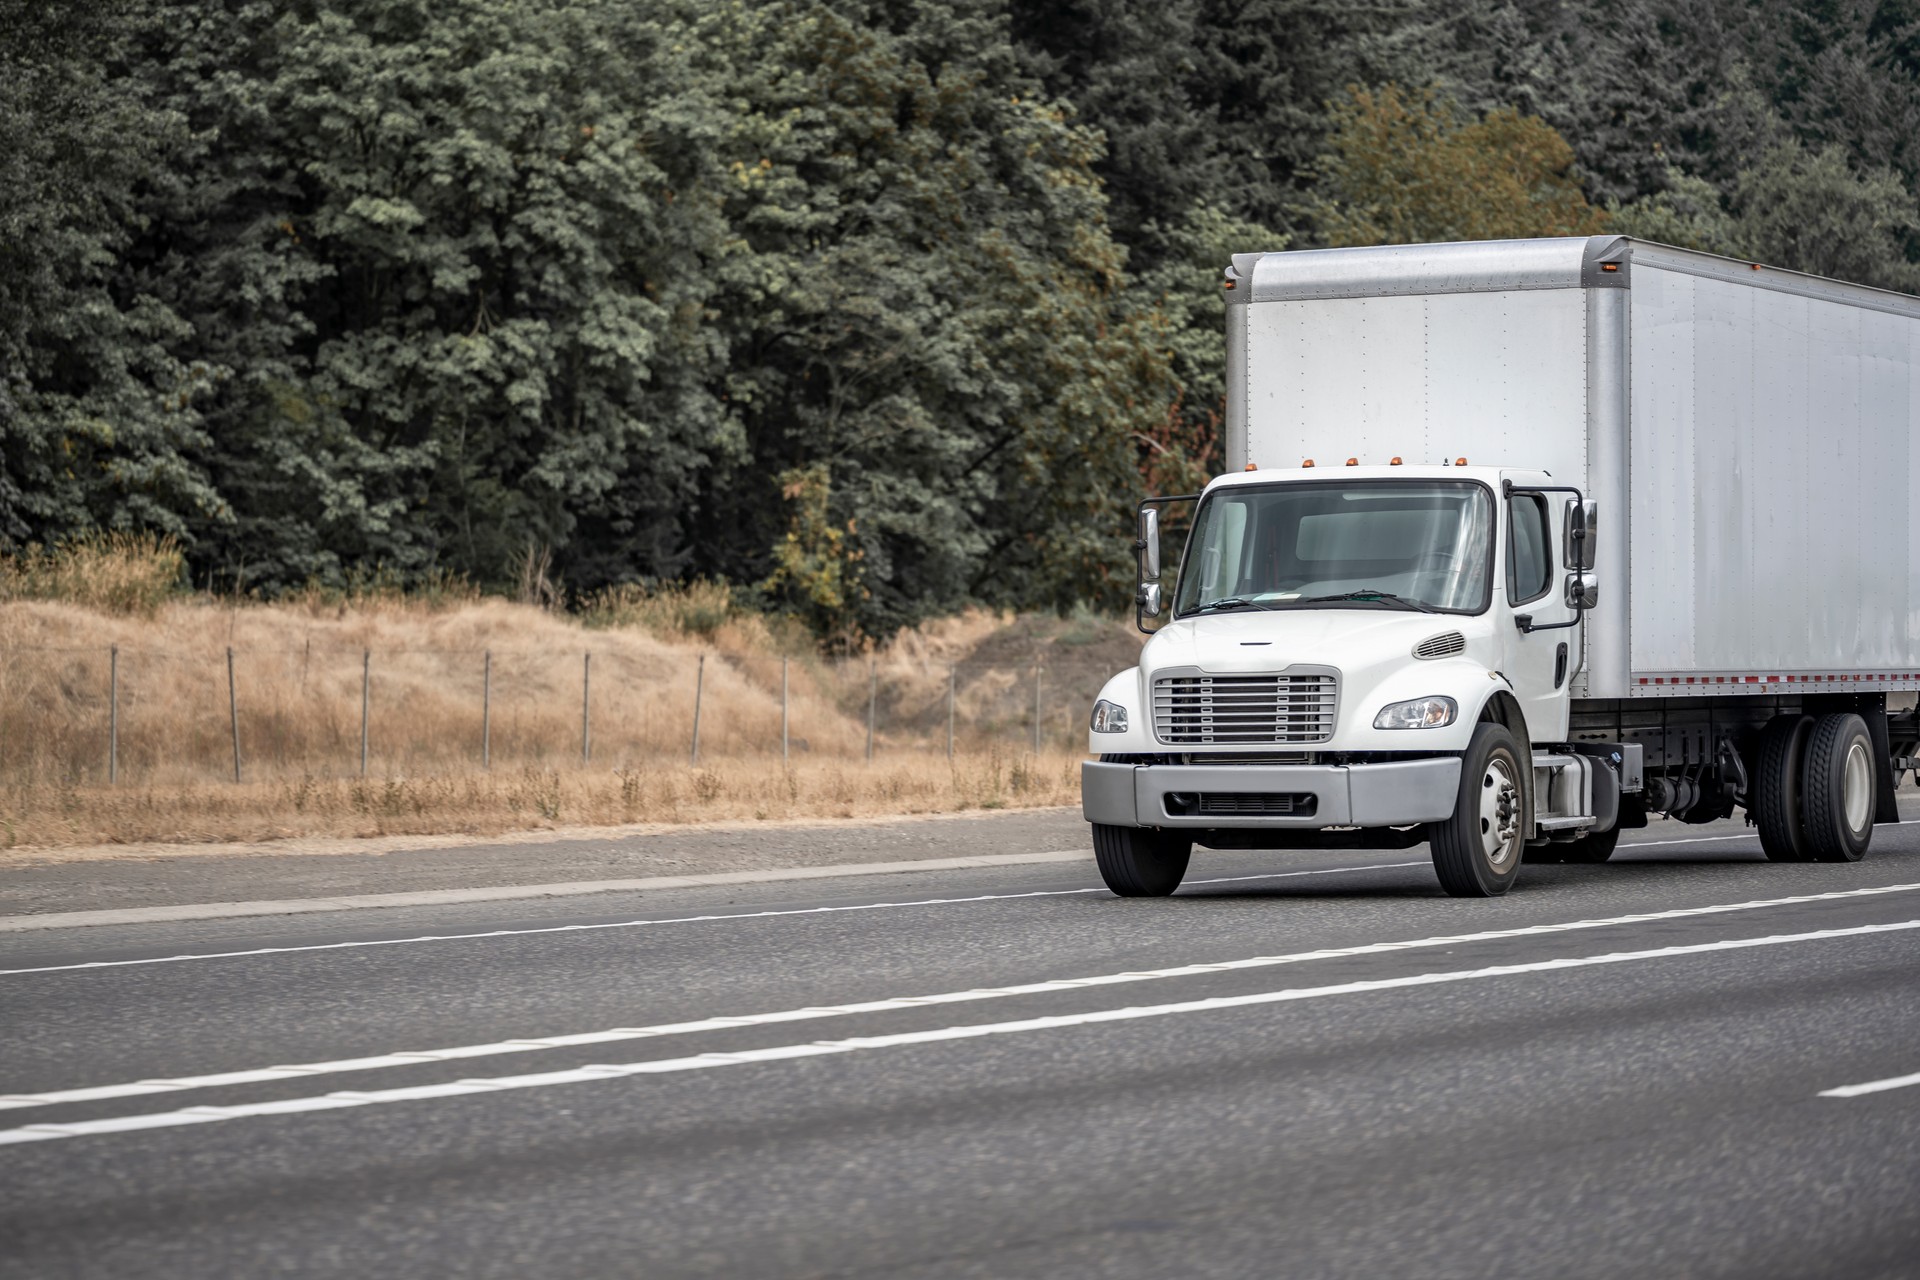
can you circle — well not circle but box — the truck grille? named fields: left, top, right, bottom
left=1164, top=792, right=1317, bottom=818
left=1152, top=673, right=1338, bottom=745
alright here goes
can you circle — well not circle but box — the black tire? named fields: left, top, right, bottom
left=1091, top=824, right=1192, bottom=896
left=1801, top=713, right=1875, bottom=863
left=1430, top=722, right=1527, bottom=897
left=1754, top=715, right=1814, bottom=862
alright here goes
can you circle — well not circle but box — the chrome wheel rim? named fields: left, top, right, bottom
left=1478, top=757, right=1521, bottom=869
left=1843, top=740, right=1872, bottom=833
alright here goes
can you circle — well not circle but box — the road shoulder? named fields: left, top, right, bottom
left=0, top=806, right=1088, bottom=923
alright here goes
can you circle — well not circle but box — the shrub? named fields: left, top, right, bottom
left=0, top=532, right=184, bottom=615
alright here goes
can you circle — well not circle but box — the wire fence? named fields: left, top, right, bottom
left=0, top=644, right=1114, bottom=786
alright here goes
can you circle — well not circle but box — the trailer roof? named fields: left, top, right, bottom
left=1226, top=236, right=1920, bottom=320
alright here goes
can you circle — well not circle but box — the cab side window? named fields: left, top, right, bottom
left=1507, top=495, right=1551, bottom=605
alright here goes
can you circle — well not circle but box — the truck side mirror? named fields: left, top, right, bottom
left=1138, top=507, right=1162, bottom=580
left=1137, top=582, right=1164, bottom=617
left=1563, top=500, right=1598, bottom=572
left=1565, top=571, right=1598, bottom=610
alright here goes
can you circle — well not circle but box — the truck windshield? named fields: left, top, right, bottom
left=1173, top=481, right=1493, bottom=617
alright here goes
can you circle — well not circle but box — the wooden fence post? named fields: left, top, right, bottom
left=108, top=645, right=119, bottom=785
left=482, top=650, right=492, bottom=770
left=781, top=657, right=790, bottom=766
left=582, top=651, right=592, bottom=764
left=690, top=654, right=705, bottom=763
left=1033, top=665, right=1042, bottom=754
left=227, top=647, right=242, bottom=784
left=360, top=649, right=370, bottom=777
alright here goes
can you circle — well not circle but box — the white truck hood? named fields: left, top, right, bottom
left=1143, top=607, right=1468, bottom=675
left=1127, top=606, right=1496, bottom=751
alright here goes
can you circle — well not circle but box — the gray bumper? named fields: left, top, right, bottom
left=1081, top=758, right=1462, bottom=829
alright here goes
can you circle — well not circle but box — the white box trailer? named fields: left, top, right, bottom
left=1081, top=236, right=1920, bottom=898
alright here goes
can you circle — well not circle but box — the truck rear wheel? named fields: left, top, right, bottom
left=1429, top=722, right=1526, bottom=897
left=1091, top=825, right=1192, bottom=897
left=1754, top=715, right=1814, bottom=862
left=1802, top=713, right=1875, bottom=863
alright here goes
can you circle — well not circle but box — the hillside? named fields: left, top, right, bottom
left=0, top=594, right=1141, bottom=850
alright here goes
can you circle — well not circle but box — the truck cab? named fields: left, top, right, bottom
left=1084, top=462, right=1611, bottom=897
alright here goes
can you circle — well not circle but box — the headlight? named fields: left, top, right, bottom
left=1090, top=699, right=1129, bottom=733
left=1373, top=696, right=1457, bottom=729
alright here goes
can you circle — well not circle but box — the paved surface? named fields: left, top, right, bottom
left=2, top=810, right=1918, bottom=1278
left=0, top=808, right=1088, bottom=916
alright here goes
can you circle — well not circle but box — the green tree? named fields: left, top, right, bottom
left=1306, top=84, right=1610, bottom=246
left=1132, top=201, right=1284, bottom=490
left=695, top=0, right=1174, bottom=635
left=0, top=0, right=220, bottom=549
left=1606, top=168, right=1742, bottom=254
left=127, top=0, right=738, bottom=590
left=1730, top=137, right=1920, bottom=289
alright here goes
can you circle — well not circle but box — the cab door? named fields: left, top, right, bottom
left=1501, top=483, right=1572, bottom=742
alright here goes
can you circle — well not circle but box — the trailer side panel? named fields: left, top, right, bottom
left=1627, top=262, right=1920, bottom=680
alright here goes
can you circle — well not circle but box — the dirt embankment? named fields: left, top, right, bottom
left=0, top=597, right=1136, bottom=852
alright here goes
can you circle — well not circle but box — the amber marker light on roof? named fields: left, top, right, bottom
left=1390, top=456, right=1403, bottom=465
left=1455, top=457, right=1469, bottom=466
left=1244, top=461, right=1258, bottom=471
left=1345, top=457, right=1358, bottom=466
left=1301, top=459, right=1315, bottom=467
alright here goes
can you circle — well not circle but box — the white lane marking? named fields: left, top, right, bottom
left=1620, top=816, right=1920, bottom=850
left=0, top=850, right=1102, bottom=935
left=0, top=810, right=1898, bottom=978
left=6, top=918, right=1914, bottom=1146
left=7, top=809, right=1900, bottom=972
left=1620, top=832, right=1764, bottom=848
left=1819, top=1070, right=1920, bottom=1098
left=0, top=863, right=1428, bottom=978
left=7, top=880, right=1918, bottom=1114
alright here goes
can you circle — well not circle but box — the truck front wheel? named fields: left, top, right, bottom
left=1091, top=825, right=1192, bottom=897
left=1429, top=723, right=1527, bottom=897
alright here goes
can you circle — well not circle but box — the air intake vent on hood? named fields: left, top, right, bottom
left=1413, top=631, right=1466, bottom=659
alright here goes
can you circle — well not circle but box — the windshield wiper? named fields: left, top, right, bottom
left=1297, top=589, right=1439, bottom=613
left=1193, top=596, right=1276, bottom=613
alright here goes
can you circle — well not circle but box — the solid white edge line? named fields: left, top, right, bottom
left=1818, top=1070, right=1920, bottom=1098
left=6, top=917, right=1915, bottom=1146
left=0, top=862, right=1430, bottom=977
left=0, top=850, right=1099, bottom=934
left=5, top=810, right=1852, bottom=936
left=5, top=878, right=1917, bottom=1114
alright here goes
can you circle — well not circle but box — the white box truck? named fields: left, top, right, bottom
left=1082, top=235, right=1920, bottom=896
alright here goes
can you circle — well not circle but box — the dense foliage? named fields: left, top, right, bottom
left=6, top=0, right=1920, bottom=637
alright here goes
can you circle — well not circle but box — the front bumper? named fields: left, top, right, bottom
left=1081, top=758, right=1462, bottom=829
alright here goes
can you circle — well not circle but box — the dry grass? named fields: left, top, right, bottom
left=0, top=584, right=1138, bottom=850
left=0, top=751, right=1085, bottom=851
left=0, top=532, right=185, bottom=615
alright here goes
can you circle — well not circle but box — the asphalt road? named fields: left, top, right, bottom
left=2, top=811, right=1919, bottom=1278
